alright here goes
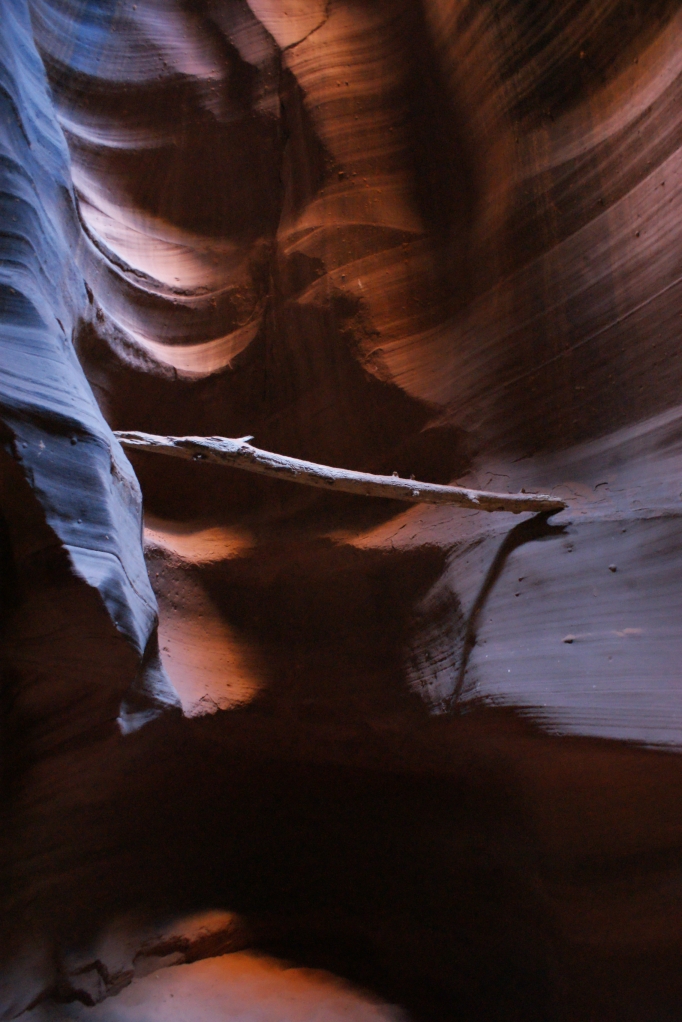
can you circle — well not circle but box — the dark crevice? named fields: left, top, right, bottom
left=451, top=512, right=567, bottom=706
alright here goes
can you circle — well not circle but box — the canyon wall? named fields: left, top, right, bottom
left=3, top=2, right=682, bottom=1019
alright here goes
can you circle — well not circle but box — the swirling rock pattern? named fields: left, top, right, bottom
left=27, top=0, right=682, bottom=740
left=4, top=1, right=682, bottom=1020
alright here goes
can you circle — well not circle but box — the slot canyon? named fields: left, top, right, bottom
left=3, top=0, right=682, bottom=1018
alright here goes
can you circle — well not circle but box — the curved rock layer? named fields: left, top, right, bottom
left=3, top=1, right=682, bottom=1020
left=0, top=0, right=180, bottom=737
left=30, top=0, right=682, bottom=741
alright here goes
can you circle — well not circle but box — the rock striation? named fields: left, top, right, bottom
left=3, top=1, right=682, bottom=1020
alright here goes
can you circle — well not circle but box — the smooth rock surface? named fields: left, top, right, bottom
left=4, top=2, right=682, bottom=1020
left=26, top=953, right=404, bottom=1022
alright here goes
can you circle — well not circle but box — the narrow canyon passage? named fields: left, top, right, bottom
left=3, top=1, right=682, bottom=1020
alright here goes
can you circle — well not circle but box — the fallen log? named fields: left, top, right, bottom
left=114, top=431, right=567, bottom=514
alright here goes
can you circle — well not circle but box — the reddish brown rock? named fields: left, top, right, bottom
left=4, top=2, right=682, bottom=1020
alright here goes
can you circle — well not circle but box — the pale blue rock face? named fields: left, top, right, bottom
left=0, top=0, right=178, bottom=735
left=0, top=8, right=179, bottom=1009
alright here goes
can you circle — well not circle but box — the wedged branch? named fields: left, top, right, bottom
left=114, top=431, right=567, bottom=514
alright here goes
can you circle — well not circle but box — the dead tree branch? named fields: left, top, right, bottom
left=114, top=431, right=567, bottom=514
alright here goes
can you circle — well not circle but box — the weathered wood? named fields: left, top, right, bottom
left=114, top=431, right=567, bottom=514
